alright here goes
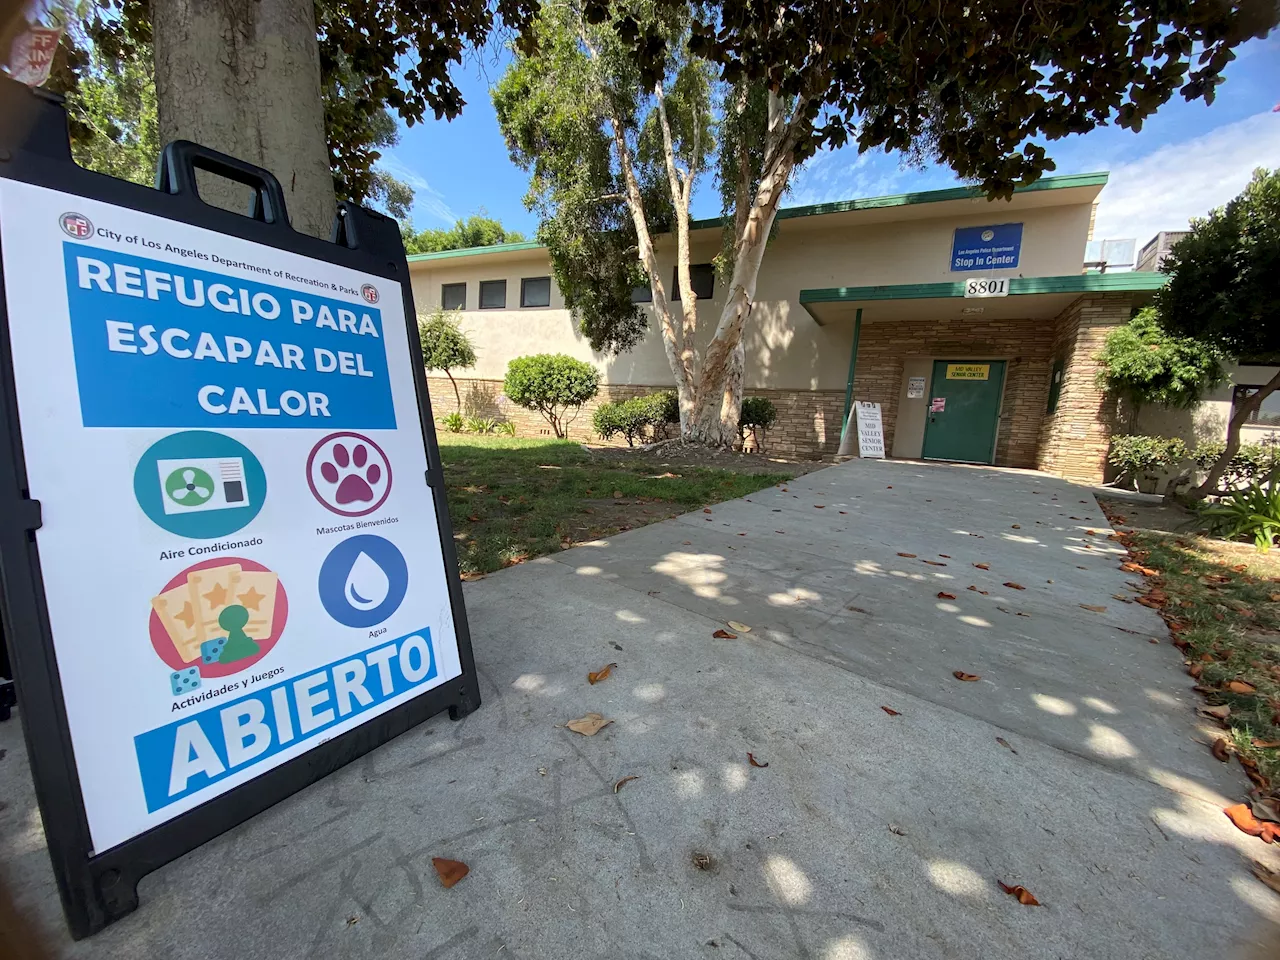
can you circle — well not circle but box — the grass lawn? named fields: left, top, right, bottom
left=1105, top=506, right=1280, bottom=796
left=438, top=434, right=791, bottom=576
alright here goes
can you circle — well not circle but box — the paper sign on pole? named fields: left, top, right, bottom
left=855, top=401, right=885, bottom=459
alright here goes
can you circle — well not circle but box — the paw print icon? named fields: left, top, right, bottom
left=306, top=432, right=393, bottom=517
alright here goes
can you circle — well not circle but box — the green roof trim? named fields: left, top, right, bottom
left=406, top=172, right=1110, bottom=263
left=800, top=271, right=1166, bottom=305
left=406, top=240, right=545, bottom=263
left=690, top=171, right=1109, bottom=231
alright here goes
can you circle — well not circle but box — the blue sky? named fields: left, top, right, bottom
left=385, top=33, right=1279, bottom=247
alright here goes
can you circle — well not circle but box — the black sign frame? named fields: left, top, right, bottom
left=0, top=78, right=480, bottom=939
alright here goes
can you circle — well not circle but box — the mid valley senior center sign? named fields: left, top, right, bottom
left=0, top=180, right=464, bottom=853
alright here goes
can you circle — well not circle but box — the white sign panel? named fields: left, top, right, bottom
left=855, top=401, right=885, bottom=459
left=964, top=277, right=1009, bottom=298
left=907, top=376, right=926, bottom=399
left=0, top=181, right=463, bottom=852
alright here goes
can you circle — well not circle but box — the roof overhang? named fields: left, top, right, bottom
left=799, top=272, right=1167, bottom=326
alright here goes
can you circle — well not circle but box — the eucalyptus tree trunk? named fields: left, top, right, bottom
left=1194, top=369, right=1280, bottom=498
left=151, top=0, right=335, bottom=239
left=687, top=92, right=801, bottom=446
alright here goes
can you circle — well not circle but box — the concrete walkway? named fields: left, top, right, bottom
left=4, top=459, right=1279, bottom=959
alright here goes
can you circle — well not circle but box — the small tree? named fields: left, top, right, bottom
left=418, top=309, right=477, bottom=412
left=1156, top=168, right=1280, bottom=498
left=504, top=354, right=600, bottom=439
left=1095, top=307, right=1226, bottom=429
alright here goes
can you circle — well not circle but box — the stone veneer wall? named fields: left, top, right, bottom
left=424, top=375, right=845, bottom=458
left=850, top=318, right=1056, bottom=468
left=1035, top=294, right=1131, bottom=482
left=426, top=300, right=1129, bottom=470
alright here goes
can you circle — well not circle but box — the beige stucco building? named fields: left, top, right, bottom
left=408, top=172, right=1186, bottom=483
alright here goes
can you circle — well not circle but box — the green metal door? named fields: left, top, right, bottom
left=921, top=360, right=1006, bottom=464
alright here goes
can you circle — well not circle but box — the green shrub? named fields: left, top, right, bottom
left=739, top=397, right=778, bottom=430
left=592, top=393, right=674, bottom=446
left=1192, top=440, right=1280, bottom=487
left=440, top=412, right=465, bottom=433
left=1198, top=480, right=1280, bottom=551
left=1107, top=435, right=1188, bottom=489
left=738, top=397, right=778, bottom=450
left=504, top=354, right=600, bottom=438
left=466, top=416, right=498, bottom=434
left=495, top=421, right=517, bottom=436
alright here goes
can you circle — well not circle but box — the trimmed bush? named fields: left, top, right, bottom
left=1193, top=440, right=1280, bottom=487
left=504, top=354, right=600, bottom=438
left=1107, top=435, right=1188, bottom=490
left=593, top=392, right=678, bottom=446
left=738, top=397, right=778, bottom=450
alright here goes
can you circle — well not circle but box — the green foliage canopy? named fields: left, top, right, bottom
left=1095, top=307, right=1226, bottom=409
left=1156, top=168, right=1280, bottom=358
left=504, top=354, right=600, bottom=439
left=403, top=213, right=526, bottom=255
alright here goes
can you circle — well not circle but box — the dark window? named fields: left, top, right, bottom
left=1232, top=385, right=1280, bottom=427
left=631, top=283, right=653, bottom=303
left=479, top=279, right=507, bottom=309
left=521, top=276, right=552, bottom=308
left=1046, top=357, right=1065, bottom=415
left=671, top=263, right=715, bottom=301
left=441, top=282, right=466, bottom=311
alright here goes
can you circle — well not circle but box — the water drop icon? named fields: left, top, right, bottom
left=345, top=551, right=390, bottom=610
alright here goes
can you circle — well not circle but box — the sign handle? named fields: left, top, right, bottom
left=155, top=139, right=292, bottom=228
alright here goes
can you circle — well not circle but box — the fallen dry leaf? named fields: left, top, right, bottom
left=1225, top=803, right=1280, bottom=843
left=1271, top=593, right=1280, bottom=603
left=888, top=824, right=907, bottom=836
left=974, top=562, right=990, bottom=570
left=953, top=671, right=981, bottom=682
left=881, top=706, right=901, bottom=717
left=712, top=629, right=738, bottom=639
left=747, top=752, right=769, bottom=768
left=1011, top=524, right=1021, bottom=530
left=923, top=560, right=948, bottom=566
left=1253, top=862, right=1280, bottom=894
left=998, top=881, right=1041, bottom=905
left=937, top=592, right=957, bottom=600
left=1080, top=604, right=1108, bottom=613
left=682, top=540, right=692, bottom=545
left=727, top=620, right=752, bottom=633
left=1211, top=738, right=1232, bottom=762
left=996, top=737, right=1017, bottom=754
left=1003, top=582, right=1026, bottom=590
left=939, top=554, right=951, bottom=559
left=967, top=586, right=990, bottom=595
left=1254, top=739, right=1280, bottom=749
left=1229, top=680, right=1259, bottom=695
left=588, top=662, right=618, bottom=684
left=1188, top=663, right=1203, bottom=679
left=1197, top=704, right=1231, bottom=721
left=897, top=552, right=917, bottom=558
left=702, top=507, right=712, bottom=514
left=613, top=775, right=640, bottom=793
left=566, top=713, right=614, bottom=736
left=432, top=857, right=469, bottom=888
left=346, top=916, right=359, bottom=928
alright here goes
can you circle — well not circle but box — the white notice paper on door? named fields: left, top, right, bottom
left=855, top=402, right=885, bottom=459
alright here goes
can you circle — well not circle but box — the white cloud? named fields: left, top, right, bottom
left=377, top=154, right=458, bottom=226
left=1092, top=110, right=1280, bottom=245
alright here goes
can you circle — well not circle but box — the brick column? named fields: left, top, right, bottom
left=1036, top=294, right=1131, bottom=482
